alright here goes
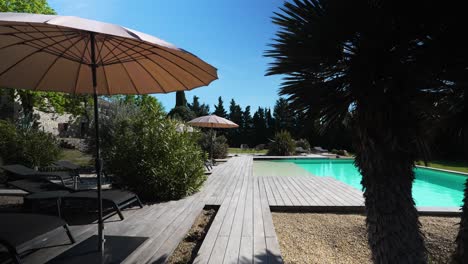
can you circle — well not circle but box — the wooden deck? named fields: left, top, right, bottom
left=18, top=156, right=364, bottom=264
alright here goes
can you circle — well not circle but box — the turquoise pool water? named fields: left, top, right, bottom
left=272, top=159, right=465, bottom=207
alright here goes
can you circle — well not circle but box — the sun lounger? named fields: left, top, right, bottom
left=0, top=213, right=75, bottom=264
left=7, top=179, right=65, bottom=193
left=53, top=160, right=110, bottom=181
left=313, top=146, right=329, bottom=153
left=204, top=160, right=213, bottom=171
left=53, top=160, right=82, bottom=171
left=8, top=179, right=143, bottom=220
left=1, top=164, right=78, bottom=189
left=63, top=190, right=143, bottom=220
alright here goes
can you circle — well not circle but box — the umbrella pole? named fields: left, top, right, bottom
left=90, top=32, right=105, bottom=253
left=210, top=127, right=213, bottom=164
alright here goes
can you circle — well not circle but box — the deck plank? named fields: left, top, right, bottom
left=22, top=156, right=368, bottom=264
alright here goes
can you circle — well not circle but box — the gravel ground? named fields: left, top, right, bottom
left=0, top=196, right=23, bottom=210
left=167, top=209, right=217, bottom=264
left=272, top=213, right=459, bottom=264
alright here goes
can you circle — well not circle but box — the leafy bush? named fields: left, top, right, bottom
left=212, top=135, right=228, bottom=159
left=0, top=120, right=19, bottom=164
left=0, top=120, right=60, bottom=167
left=295, top=139, right=311, bottom=152
left=167, top=106, right=196, bottom=122
left=267, top=130, right=296, bottom=156
left=255, top=144, right=266, bottom=150
left=199, top=131, right=228, bottom=159
left=96, top=101, right=206, bottom=202
left=331, top=149, right=349, bottom=156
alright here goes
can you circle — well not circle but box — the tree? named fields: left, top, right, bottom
left=265, top=0, right=440, bottom=262
left=420, top=5, right=468, bottom=261
left=252, top=107, right=268, bottom=146
left=241, top=106, right=253, bottom=146
left=273, top=98, right=294, bottom=134
left=168, top=106, right=195, bottom=121
left=188, top=96, right=210, bottom=117
left=445, top=82, right=468, bottom=263
left=0, top=0, right=72, bottom=126
left=168, top=91, right=195, bottom=121
left=213, top=96, right=227, bottom=118
left=227, top=99, right=243, bottom=147
left=265, top=108, right=274, bottom=140
left=0, top=0, right=55, bottom=14
left=242, top=106, right=253, bottom=130
left=175, top=91, right=188, bottom=107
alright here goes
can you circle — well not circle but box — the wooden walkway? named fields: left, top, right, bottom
left=19, top=156, right=364, bottom=264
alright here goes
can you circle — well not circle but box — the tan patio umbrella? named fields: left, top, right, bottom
left=188, top=114, right=238, bottom=161
left=0, top=12, right=217, bottom=253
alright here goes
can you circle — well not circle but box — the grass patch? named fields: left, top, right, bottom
left=416, top=160, right=468, bottom=174
left=59, top=149, right=92, bottom=166
left=228, top=147, right=267, bottom=154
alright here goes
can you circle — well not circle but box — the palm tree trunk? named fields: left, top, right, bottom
left=453, top=179, right=468, bottom=263
left=354, top=107, right=427, bottom=263
left=452, top=84, right=468, bottom=263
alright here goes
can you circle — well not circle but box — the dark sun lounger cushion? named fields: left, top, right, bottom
left=0, top=213, right=75, bottom=264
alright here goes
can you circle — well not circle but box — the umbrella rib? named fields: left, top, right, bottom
left=57, top=27, right=86, bottom=61
left=112, top=38, right=209, bottom=86
left=101, top=60, right=112, bottom=95
left=96, top=35, right=108, bottom=65
left=85, top=34, right=93, bottom=66
left=0, top=25, right=76, bottom=35
left=0, top=31, right=78, bottom=52
left=101, top=40, right=164, bottom=93
left=33, top=34, right=86, bottom=91
left=106, top=38, right=189, bottom=91
left=103, top=38, right=150, bottom=64
left=112, top=36, right=217, bottom=79
left=96, top=37, right=112, bottom=95
left=73, top=36, right=91, bottom=94
left=26, top=23, right=83, bottom=62
left=99, top=37, right=127, bottom=65
left=0, top=39, right=79, bottom=78
left=99, top=40, right=141, bottom=94
left=6, top=31, right=87, bottom=63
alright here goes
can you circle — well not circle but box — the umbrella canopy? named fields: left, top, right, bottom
left=188, top=115, right=238, bottom=163
left=0, top=12, right=217, bottom=94
left=188, top=114, right=239, bottom=128
left=0, top=12, right=217, bottom=254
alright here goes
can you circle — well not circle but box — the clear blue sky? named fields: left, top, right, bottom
left=49, top=0, right=285, bottom=112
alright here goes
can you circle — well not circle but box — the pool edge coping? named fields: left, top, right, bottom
left=269, top=205, right=461, bottom=216
left=415, top=165, right=468, bottom=177
left=253, top=157, right=463, bottom=215
left=254, top=157, right=468, bottom=177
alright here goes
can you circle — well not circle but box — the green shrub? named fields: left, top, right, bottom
left=331, top=149, right=349, bottom=156
left=0, top=120, right=20, bottom=164
left=296, top=139, right=311, bottom=152
left=199, top=131, right=228, bottom=159
left=167, top=106, right=196, bottom=121
left=20, top=129, right=60, bottom=168
left=267, top=130, right=296, bottom=156
left=212, top=135, right=228, bottom=159
left=0, top=120, right=60, bottom=167
left=98, top=102, right=206, bottom=202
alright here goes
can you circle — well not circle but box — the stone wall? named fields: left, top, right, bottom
left=36, top=109, right=74, bottom=136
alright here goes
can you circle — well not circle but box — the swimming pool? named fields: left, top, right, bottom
left=254, top=158, right=466, bottom=207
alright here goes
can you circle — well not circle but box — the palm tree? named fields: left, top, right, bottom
left=447, top=84, right=468, bottom=263
left=265, top=0, right=444, bottom=262
left=424, top=7, right=468, bottom=261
